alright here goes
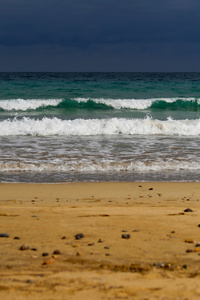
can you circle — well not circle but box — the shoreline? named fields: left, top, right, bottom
left=1, top=181, right=200, bottom=299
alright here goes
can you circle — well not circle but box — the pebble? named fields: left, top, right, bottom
left=122, top=234, right=130, bottom=239
left=149, top=188, right=153, bottom=190
left=53, top=249, right=61, bottom=254
left=184, top=208, right=193, bottom=212
left=198, top=224, right=200, bottom=228
left=72, top=243, right=80, bottom=248
left=20, top=244, right=30, bottom=250
left=185, top=238, right=195, bottom=243
left=98, top=239, right=103, bottom=243
left=61, top=236, right=67, bottom=239
left=76, top=251, right=82, bottom=256
left=14, top=236, right=20, bottom=239
left=31, top=248, right=37, bottom=251
left=75, top=233, right=84, bottom=240
left=182, top=264, right=187, bottom=269
left=87, top=243, right=94, bottom=246
left=186, top=249, right=193, bottom=253
left=0, top=233, right=10, bottom=238
left=42, top=252, right=49, bottom=256
left=104, top=246, right=110, bottom=249
left=194, top=248, right=200, bottom=252
left=43, top=258, right=55, bottom=265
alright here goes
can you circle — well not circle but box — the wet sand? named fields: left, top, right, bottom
left=1, top=182, right=200, bottom=299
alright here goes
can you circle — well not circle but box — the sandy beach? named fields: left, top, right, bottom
left=1, top=182, right=200, bottom=299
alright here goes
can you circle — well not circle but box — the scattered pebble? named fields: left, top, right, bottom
left=75, top=233, right=84, bottom=240
left=122, top=234, right=130, bottom=239
left=182, top=264, right=187, bottom=269
left=53, top=249, right=61, bottom=254
left=87, top=243, right=94, bottom=246
left=31, top=248, right=37, bottom=251
left=186, top=249, right=193, bottom=253
left=72, top=243, right=80, bottom=248
left=195, top=243, right=200, bottom=247
left=105, top=253, right=110, bottom=256
left=20, top=244, right=30, bottom=250
left=76, top=251, right=82, bottom=256
left=194, top=248, right=200, bottom=252
left=185, top=238, right=195, bottom=243
left=104, top=246, right=110, bottom=249
left=184, top=208, right=193, bottom=212
left=43, top=258, right=55, bottom=265
left=42, top=252, right=49, bottom=257
left=98, top=239, right=103, bottom=243
left=61, top=236, right=67, bottom=239
left=14, top=236, right=20, bottom=239
left=122, top=230, right=127, bottom=232
left=198, top=224, right=200, bottom=228
left=32, top=215, right=37, bottom=218
left=149, top=188, right=153, bottom=190
left=0, top=233, right=10, bottom=238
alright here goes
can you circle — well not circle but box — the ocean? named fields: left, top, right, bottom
left=0, top=72, right=200, bottom=183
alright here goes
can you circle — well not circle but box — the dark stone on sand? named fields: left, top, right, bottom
left=75, top=233, right=84, bottom=240
left=198, top=224, right=200, bottom=228
left=98, top=239, right=103, bottom=243
left=195, top=243, right=200, bottom=247
left=14, top=236, right=20, bottom=239
left=61, top=236, right=67, bottom=239
left=186, top=249, right=193, bottom=253
left=149, top=188, right=153, bottom=190
left=87, top=243, right=94, bottom=246
left=31, top=248, right=37, bottom=251
left=184, top=208, right=193, bottom=212
left=20, top=244, right=30, bottom=250
left=182, top=264, right=187, bottom=269
left=171, top=231, right=175, bottom=234
left=26, top=280, right=33, bottom=284
left=32, top=215, right=37, bottom=218
left=104, top=246, right=110, bottom=249
left=122, top=230, right=127, bottom=232
left=105, top=253, right=110, bottom=256
left=0, top=233, right=10, bottom=238
left=53, top=249, right=61, bottom=254
left=122, top=234, right=130, bottom=239
left=42, top=252, right=49, bottom=256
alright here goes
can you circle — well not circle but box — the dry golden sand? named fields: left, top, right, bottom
left=1, top=182, right=200, bottom=299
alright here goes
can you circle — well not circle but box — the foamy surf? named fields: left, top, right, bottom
left=0, top=116, right=200, bottom=136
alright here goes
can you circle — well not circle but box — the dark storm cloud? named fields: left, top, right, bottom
left=1, top=0, right=200, bottom=71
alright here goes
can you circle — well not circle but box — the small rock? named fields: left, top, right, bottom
left=42, top=252, right=49, bottom=257
left=186, top=249, right=193, bottom=253
left=104, top=246, right=110, bottom=249
left=53, top=249, right=61, bottom=255
left=14, top=236, right=20, bottom=239
left=75, top=233, right=84, bottom=240
left=182, top=264, right=187, bottom=269
left=76, top=251, right=82, bottom=256
left=61, top=236, right=67, bottom=239
left=43, top=258, right=55, bottom=265
left=31, top=248, right=37, bottom=251
left=122, top=230, right=127, bottom=232
left=122, top=234, right=130, bottom=239
left=194, top=248, right=200, bottom=252
left=87, top=243, right=94, bottom=246
left=0, top=233, right=10, bottom=238
left=20, top=244, right=30, bottom=250
left=98, top=239, right=103, bottom=243
left=184, top=208, right=193, bottom=212
left=105, top=253, right=110, bottom=256
left=149, top=188, right=153, bottom=190
left=198, top=224, right=200, bottom=228
left=185, top=238, right=195, bottom=243
left=72, top=243, right=80, bottom=248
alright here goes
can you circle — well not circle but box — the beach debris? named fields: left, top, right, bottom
left=185, top=238, right=196, bottom=243
left=184, top=208, right=193, bottom=212
left=75, top=233, right=84, bottom=240
left=43, top=258, right=55, bottom=265
left=122, top=234, right=130, bottom=239
left=19, top=244, right=30, bottom=250
left=53, top=249, right=61, bottom=254
left=42, top=252, right=49, bottom=256
left=153, top=262, right=177, bottom=270
left=72, top=243, right=80, bottom=247
left=186, top=249, right=193, bottom=253
left=0, top=233, right=10, bottom=238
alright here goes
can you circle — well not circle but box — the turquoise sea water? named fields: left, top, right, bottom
left=0, top=72, right=200, bottom=182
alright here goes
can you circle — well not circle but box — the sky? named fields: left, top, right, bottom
left=1, top=0, right=200, bottom=72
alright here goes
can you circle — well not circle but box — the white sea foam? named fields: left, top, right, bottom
left=0, top=99, right=63, bottom=111
left=74, top=97, right=199, bottom=110
left=1, top=116, right=200, bottom=136
left=0, top=160, right=199, bottom=173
